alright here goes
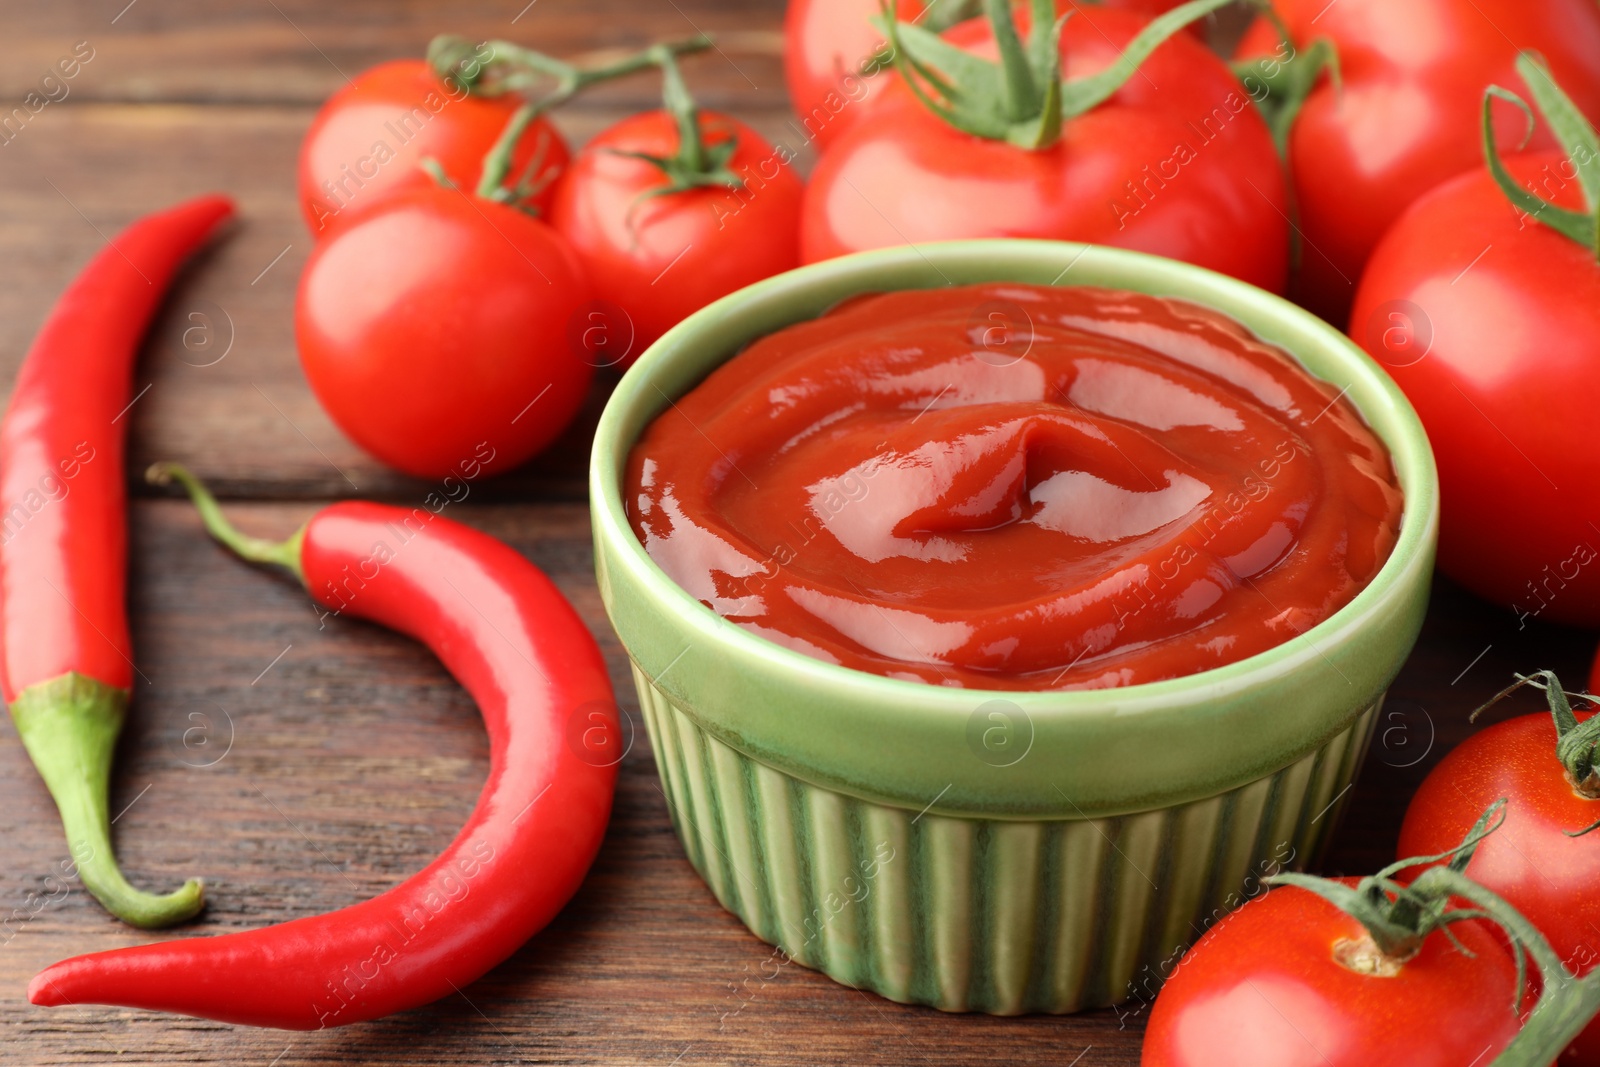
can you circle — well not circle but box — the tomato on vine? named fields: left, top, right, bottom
left=1350, top=55, right=1600, bottom=626
left=1236, top=0, right=1600, bottom=323
left=548, top=53, right=803, bottom=365
left=294, top=39, right=711, bottom=478
left=800, top=0, right=1289, bottom=293
left=1144, top=804, right=1600, bottom=1066
left=784, top=0, right=1200, bottom=151
left=1399, top=671, right=1600, bottom=1066
left=783, top=0, right=933, bottom=152
left=295, top=185, right=592, bottom=480
left=296, top=35, right=712, bottom=240
left=296, top=51, right=569, bottom=239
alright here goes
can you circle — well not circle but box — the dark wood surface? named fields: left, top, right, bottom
left=0, top=3, right=1595, bottom=1065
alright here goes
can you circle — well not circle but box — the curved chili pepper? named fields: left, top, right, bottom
left=30, top=465, right=618, bottom=1029
left=1, top=195, right=233, bottom=928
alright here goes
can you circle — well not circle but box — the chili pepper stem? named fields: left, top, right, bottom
left=146, top=463, right=305, bottom=582
left=10, top=673, right=204, bottom=928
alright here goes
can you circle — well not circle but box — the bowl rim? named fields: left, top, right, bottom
left=589, top=239, right=1438, bottom=817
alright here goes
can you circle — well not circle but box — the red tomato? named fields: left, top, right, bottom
left=1142, top=881, right=1523, bottom=1066
left=1235, top=0, right=1600, bottom=324
left=297, top=59, right=570, bottom=239
left=783, top=0, right=924, bottom=152
left=547, top=109, right=803, bottom=365
left=784, top=0, right=1196, bottom=151
left=1398, top=708, right=1600, bottom=1065
left=1350, top=151, right=1600, bottom=626
left=295, top=185, right=592, bottom=479
left=800, top=7, right=1289, bottom=293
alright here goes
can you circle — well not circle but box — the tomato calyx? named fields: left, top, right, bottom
left=920, top=0, right=983, bottom=32
left=1273, top=801, right=1600, bottom=1064
left=1271, top=801, right=1507, bottom=970
left=873, top=0, right=1241, bottom=150
left=424, top=34, right=713, bottom=206
left=1474, top=669, right=1600, bottom=820
left=1230, top=14, right=1339, bottom=158
left=1483, top=52, right=1600, bottom=260
left=603, top=51, right=744, bottom=202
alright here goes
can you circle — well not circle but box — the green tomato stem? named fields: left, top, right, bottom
left=424, top=34, right=712, bottom=202
left=1481, top=53, right=1600, bottom=259
left=1268, top=799, right=1600, bottom=1062
left=875, top=0, right=1242, bottom=150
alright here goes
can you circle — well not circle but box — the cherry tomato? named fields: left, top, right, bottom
left=1350, top=151, right=1600, bottom=626
left=297, top=59, right=570, bottom=239
left=295, top=185, right=591, bottom=479
left=547, top=109, right=803, bottom=365
left=1236, top=0, right=1600, bottom=324
left=1142, top=880, right=1523, bottom=1066
left=784, top=0, right=1196, bottom=151
left=1398, top=705, right=1600, bottom=1064
left=800, top=7, right=1289, bottom=293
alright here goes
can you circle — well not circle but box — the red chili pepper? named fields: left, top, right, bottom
left=1, top=195, right=233, bottom=928
left=30, top=465, right=619, bottom=1029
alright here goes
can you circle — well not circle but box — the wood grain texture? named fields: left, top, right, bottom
left=0, top=0, right=788, bottom=107
left=0, top=102, right=814, bottom=503
left=1, top=1, right=1597, bottom=1064
left=0, top=502, right=1592, bottom=1067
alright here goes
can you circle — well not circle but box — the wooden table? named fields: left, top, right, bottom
left=0, top=3, right=1593, bottom=1064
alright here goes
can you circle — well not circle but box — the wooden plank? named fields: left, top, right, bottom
left=0, top=501, right=1124, bottom=1065
left=0, top=501, right=1591, bottom=1066
left=0, top=0, right=788, bottom=108
left=0, top=101, right=815, bottom=503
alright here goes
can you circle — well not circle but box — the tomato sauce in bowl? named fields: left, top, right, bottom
left=625, top=283, right=1402, bottom=690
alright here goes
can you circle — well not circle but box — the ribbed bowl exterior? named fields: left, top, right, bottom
left=635, top=663, right=1380, bottom=1015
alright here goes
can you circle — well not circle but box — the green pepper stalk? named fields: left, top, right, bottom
left=0, top=198, right=231, bottom=929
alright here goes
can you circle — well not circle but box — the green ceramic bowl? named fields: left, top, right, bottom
left=590, top=240, right=1438, bottom=1015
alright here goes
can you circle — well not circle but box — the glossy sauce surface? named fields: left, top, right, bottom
left=626, top=284, right=1402, bottom=690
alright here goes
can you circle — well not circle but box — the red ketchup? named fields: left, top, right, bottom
left=626, top=284, right=1403, bottom=690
